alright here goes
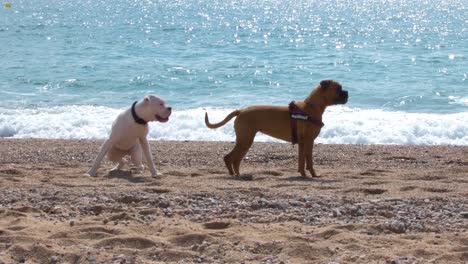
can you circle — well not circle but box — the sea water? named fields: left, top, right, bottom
left=0, top=0, right=467, bottom=145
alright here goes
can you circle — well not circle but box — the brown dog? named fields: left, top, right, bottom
left=205, top=80, right=348, bottom=177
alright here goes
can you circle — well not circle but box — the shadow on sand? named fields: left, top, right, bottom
left=106, top=169, right=150, bottom=183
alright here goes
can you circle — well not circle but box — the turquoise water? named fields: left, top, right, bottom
left=1, top=0, right=467, bottom=144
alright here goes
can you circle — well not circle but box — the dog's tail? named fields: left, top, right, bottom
left=205, top=110, right=240, bottom=129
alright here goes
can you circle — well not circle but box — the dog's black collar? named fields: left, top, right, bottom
left=131, top=101, right=147, bottom=125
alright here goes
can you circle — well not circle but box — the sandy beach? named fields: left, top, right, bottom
left=0, top=139, right=466, bottom=263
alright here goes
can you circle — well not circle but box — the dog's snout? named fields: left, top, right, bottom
left=334, top=90, right=348, bottom=105
left=342, top=91, right=349, bottom=103
left=167, top=107, right=172, bottom=111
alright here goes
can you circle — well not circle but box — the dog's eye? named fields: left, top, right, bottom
left=337, top=86, right=342, bottom=92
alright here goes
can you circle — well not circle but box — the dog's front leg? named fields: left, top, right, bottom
left=305, top=140, right=318, bottom=177
left=297, top=142, right=307, bottom=177
left=140, top=137, right=160, bottom=177
left=86, top=139, right=112, bottom=177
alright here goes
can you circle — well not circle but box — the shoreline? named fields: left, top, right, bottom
left=2, top=106, right=468, bottom=145
left=0, top=138, right=467, bottom=263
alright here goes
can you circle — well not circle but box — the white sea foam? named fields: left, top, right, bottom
left=0, top=106, right=120, bottom=139
left=320, top=107, right=468, bottom=145
left=449, top=96, right=468, bottom=106
left=0, top=106, right=467, bottom=145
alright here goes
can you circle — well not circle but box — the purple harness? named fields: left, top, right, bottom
left=289, top=101, right=324, bottom=144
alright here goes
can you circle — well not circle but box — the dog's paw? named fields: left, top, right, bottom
left=306, top=167, right=319, bottom=178
left=151, top=171, right=162, bottom=178
left=298, top=170, right=307, bottom=178
left=309, top=171, right=320, bottom=178
left=85, top=172, right=97, bottom=177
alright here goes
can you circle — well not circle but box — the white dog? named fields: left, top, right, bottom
left=86, top=95, right=171, bottom=177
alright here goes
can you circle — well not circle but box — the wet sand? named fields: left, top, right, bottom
left=0, top=139, right=467, bottom=263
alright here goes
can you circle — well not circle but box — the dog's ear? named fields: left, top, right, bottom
left=320, top=80, right=332, bottom=90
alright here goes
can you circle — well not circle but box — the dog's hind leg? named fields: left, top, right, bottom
left=130, top=143, right=145, bottom=173
left=107, top=145, right=128, bottom=171
left=87, top=139, right=113, bottom=177
left=111, top=159, right=127, bottom=171
left=231, top=133, right=255, bottom=176
left=223, top=154, right=234, bottom=176
left=224, top=142, right=250, bottom=176
left=223, top=115, right=256, bottom=176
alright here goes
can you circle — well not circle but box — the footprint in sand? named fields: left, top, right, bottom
left=400, top=186, right=418, bottom=192
left=344, top=188, right=387, bottom=195
left=202, top=221, right=231, bottom=230
left=0, top=168, right=23, bottom=175
left=13, top=206, right=43, bottom=214
left=411, top=175, right=447, bottom=181
left=422, top=187, right=451, bottom=193
left=169, top=233, right=209, bottom=247
left=362, top=181, right=388, bottom=186
left=50, top=226, right=121, bottom=240
left=6, top=225, right=27, bottom=231
left=361, top=188, right=387, bottom=195
left=0, top=210, right=27, bottom=218
left=143, top=188, right=171, bottom=194
left=108, top=212, right=138, bottom=222
left=94, top=237, right=160, bottom=249
left=316, top=229, right=341, bottom=239
left=360, top=169, right=391, bottom=176
left=6, top=244, right=80, bottom=264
